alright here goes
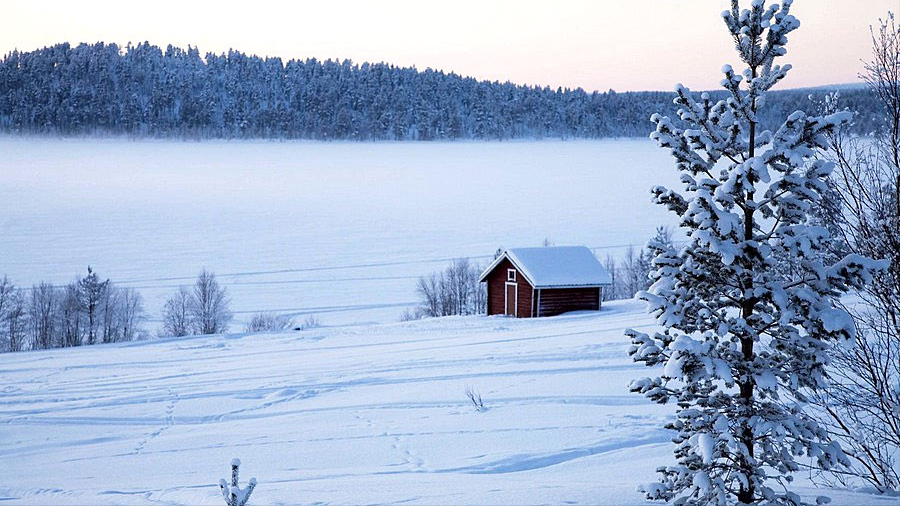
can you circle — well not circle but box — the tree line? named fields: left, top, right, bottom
left=0, top=267, right=145, bottom=352
left=0, top=268, right=239, bottom=352
left=0, top=265, right=336, bottom=352
left=0, top=42, right=885, bottom=140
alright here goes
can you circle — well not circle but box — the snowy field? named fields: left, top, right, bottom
left=0, top=137, right=679, bottom=330
left=0, top=300, right=890, bottom=505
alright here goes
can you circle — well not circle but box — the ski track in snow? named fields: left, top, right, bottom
left=0, top=300, right=893, bottom=505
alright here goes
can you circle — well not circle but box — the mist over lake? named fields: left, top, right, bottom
left=1, top=137, right=678, bottom=326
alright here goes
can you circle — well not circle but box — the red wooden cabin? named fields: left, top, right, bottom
left=478, top=246, right=612, bottom=318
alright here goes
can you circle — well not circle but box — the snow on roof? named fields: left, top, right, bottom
left=479, top=246, right=612, bottom=288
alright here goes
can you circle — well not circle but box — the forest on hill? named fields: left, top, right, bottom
left=0, top=42, right=884, bottom=140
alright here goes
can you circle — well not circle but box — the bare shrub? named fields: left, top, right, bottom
left=297, top=315, right=320, bottom=330
left=245, top=312, right=294, bottom=332
left=464, top=385, right=486, bottom=412
left=399, top=308, right=421, bottom=322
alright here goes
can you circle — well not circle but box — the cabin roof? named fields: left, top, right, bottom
left=479, top=246, right=613, bottom=288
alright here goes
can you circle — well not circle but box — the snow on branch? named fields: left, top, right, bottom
left=630, top=1, right=885, bottom=505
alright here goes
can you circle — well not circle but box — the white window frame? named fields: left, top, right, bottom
left=507, top=269, right=516, bottom=282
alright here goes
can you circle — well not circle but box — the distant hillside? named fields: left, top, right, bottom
left=0, top=42, right=885, bottom=140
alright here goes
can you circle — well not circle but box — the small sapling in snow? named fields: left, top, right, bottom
left=465, top=385, right=486, bottom=412
left=219, top=458, right=256, bottom=506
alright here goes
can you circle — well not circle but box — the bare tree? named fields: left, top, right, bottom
left=620, top=245, right=641, bottom=300
left=601, top=255, right=620, bottom=302
left=813, top=12, right=900, bottom=493
left=116, top=287, right=145, bottom=341
left=415, top=258, right=486, bottom=317
left=59, top=282, right=83, bottom=347
left=100, top=285, right=120, bottom=344
left=416, top=273, right=442, bottom=317
left=190, top=269, right=232, bottom=335
left=0, top=277, right=13, bottom=319
left=6, top=292, right=27, bottom=352
left=162, top=286, right=192, bottom=337
left=29, top=282, right=58, bottom=349
left=0, top=277, right=14, bottom=351
left=0, top=282, right=24, bottom=352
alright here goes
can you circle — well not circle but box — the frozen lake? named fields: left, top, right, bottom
left=0, top=138, right=679, bottom=329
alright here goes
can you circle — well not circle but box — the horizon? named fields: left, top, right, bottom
left=2, top=0, right=894, bottom=93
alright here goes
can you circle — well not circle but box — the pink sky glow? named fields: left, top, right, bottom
left=2, top=0, right=894, bottom=92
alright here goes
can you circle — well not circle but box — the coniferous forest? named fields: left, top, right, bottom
left=0, top=42, right=885, bottom=140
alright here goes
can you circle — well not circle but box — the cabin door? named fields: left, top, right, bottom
left=505, top=282, right=517, bottom=316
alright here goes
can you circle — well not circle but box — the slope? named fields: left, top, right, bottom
left=0, top=301, right=893, bottom=505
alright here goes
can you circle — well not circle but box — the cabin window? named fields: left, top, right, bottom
left=507, top=269, right=516, bottom=282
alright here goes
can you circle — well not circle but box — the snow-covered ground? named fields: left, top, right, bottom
left=0, top=137, right=679, bottom=329
left=0, top=301, right=892, bottom=505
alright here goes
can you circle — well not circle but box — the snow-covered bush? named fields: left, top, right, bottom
left=219, top=458, right=256, bottom=506
left=626, top=1, right=886, bottom=504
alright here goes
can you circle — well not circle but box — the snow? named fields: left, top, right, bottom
left=0, top=301, right=892, bottom=505
left=501, top=246, right=612, bottom=288
left=0, top=137, right=679, bottom=329
left=696, top=433, right=716, bottom=464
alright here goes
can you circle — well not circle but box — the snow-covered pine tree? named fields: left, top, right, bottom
left=625, top=1, right=887, bottom=505
left=78, top=266, right=109, bottom=346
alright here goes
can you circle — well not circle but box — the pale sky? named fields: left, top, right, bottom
left=1, top=0, right=894, bottom=92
